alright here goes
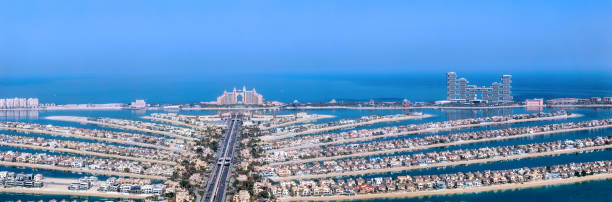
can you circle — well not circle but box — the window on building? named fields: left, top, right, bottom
left=455, top=96, right=459, bottom=99
left=499, top=91, right=503, bottom=94
left=488, top=89, right=492, bottom=91
left=488, top=94, right=492, bottom=97
left=499, top=96, right=503, bottom=100
left=456, top=91, right=459, bottom=94
left=466, top=88, right=470, bottom=91
left=466, top=93, right=470, bottom=97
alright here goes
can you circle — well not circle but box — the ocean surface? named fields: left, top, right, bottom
left=0, top=73, right=611, bottom=201
left=1, top=72, right=611, bottom=104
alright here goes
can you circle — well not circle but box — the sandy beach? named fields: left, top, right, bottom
left=0, top=161, right=167, bottom=180
left=45, top=116, right=197, bottom=141
left=261, top=114, right=434, bottom=141
left=279, top=173, right=612, bottom=201
left=270, top=144, right=612, bottom=181
left=0, top=142, right=177, bottom=165
left=0, top=127, right=184, bottom=153
left=0, top=177, right=152, bottom=199
left=270, top=124, right=612, bottom=166
left=269, top=113, right=582, bottom=152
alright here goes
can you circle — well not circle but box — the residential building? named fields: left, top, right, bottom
left=446, top=72, right=512, bottom=104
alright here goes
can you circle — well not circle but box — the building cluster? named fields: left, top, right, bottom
left=0, top=151, right=174, bottom=177
left=264, top=119, right=612, bottom=162
left=0, top=171, right=43, bottom=188
left=262, top=136, right=610, bottom=177
left=266, top=111, right=571, bottom=150
left=130, top=100, right=147, bottom=109
left=0, top=122, right=176, bottom=147
left=546, top=97, right=612, bottom=105
left=97, top=177, right=165, bottom=195
left=149, top=113, right=225, bottom=129
left=258, top=112, right=322, bottom=128
left=0, top=98, right=39, bottom=109
left=68, top=176, right=98, bottom=191
left=90, top=117, right=203, bottom=139
left=446, top=72, right=512, bottom=104
left=217, top=86, right=264, bottom=105
left=260, top=161, right=612, bottom=198
left=0, top=134, right=180, bottom=161
left=268, top=114, right=414, bottom=135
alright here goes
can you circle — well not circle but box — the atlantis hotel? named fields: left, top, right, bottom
left=216, top=86, right=264, bottom=105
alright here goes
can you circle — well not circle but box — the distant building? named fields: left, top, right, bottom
left=217, top=86, right=263, bottom=105
left=546, top=98, right=589, bottom=105
left=605, top=97, right=612, bottom=103
left=329, top=99, right=337, bottom=104
left=130, top=100, right=146, bottom=109
left=525, top=98, right=544, bottom=107
left=402, top=99, right=410, bottom=107
left=0, top=98, right=39, bottom=109
left=446, top=72, right=512, bottom=103
left=591, top=97, right=602, bottom=103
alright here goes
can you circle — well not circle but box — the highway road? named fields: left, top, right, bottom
left=203, top=116, right=241, bottom=202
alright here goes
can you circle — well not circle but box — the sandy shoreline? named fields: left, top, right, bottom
left=280, top=173, right=612, bottom=201
left=0, top=142, right=177, bottom=165
left=269, top=113, right=582, bottom=152
left=0, top=161, right=167, bottom=180
left=0, top=127, right=183, bottom=152
left=270, top=144, right=612, bottom=181
left=261, top=114, right=434, bottom=141
left=46, top=116, right=197, bottom=141
left=270, top=124, right=612, bottom=166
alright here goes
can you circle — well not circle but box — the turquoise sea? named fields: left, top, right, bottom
left=0, top=73, right=611, bottom=201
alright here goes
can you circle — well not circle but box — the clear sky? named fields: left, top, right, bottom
left=1, top=0, right=611, bottom=77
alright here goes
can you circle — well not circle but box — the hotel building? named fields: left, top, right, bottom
left=217, top=86, right=264, bottom=105
left=446, top=72, right=512, bottom=103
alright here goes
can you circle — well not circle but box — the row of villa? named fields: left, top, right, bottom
left=257, top=160, right=612, bottom=197
left=0, top=134, right=180, bottom=161
left=264, top=119, right=612, bottom=162
left=267, top=114, right=415, bottom=135
left=0, top=151, right=174, bottom=177
left=89, top=117, right=204, bottom=138
left=0, top=171, right=43, bottom=188
left=262, top=136, right=611, bottom=177
left=266, top=111, right=571, bottom=149
left=0, top=122, right=178, bottom=148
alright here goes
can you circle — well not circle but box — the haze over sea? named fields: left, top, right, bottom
left=1, top=71, right=611, bottom=104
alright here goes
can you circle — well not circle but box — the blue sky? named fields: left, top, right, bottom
left=0, top=0, right=611, bottom=77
